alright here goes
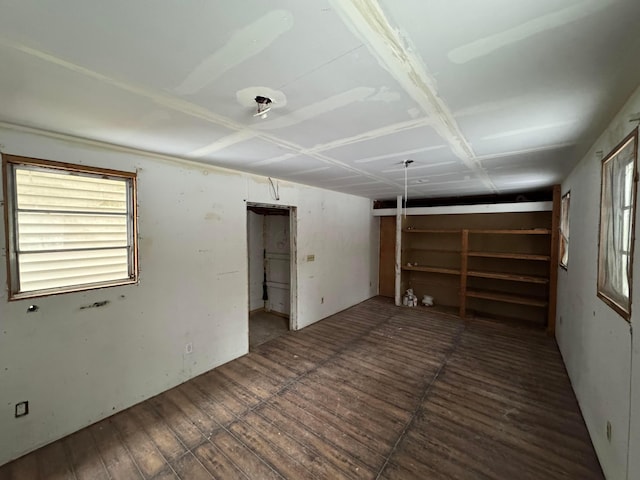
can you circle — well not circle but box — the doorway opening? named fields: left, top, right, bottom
left=247, top=203, right=297, bottom=350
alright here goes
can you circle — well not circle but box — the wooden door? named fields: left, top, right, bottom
left=379, top=216, right=396, bottom=297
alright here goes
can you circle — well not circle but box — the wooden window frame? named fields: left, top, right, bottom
left=559, top=191, right=570, bottom=270
left=596, top=129, right=638, bottom=320
left=3, top=154, right=139, bottom=300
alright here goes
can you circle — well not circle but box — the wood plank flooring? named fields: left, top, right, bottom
left=0, top=297, right=603, bottom=479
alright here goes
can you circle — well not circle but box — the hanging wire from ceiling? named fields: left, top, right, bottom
left=268, top=177, right=280, bottom=201
left=403, top=159, right=414, bottom=218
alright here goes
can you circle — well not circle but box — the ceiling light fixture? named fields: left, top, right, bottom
left=254, top=96, right=273, bottom=119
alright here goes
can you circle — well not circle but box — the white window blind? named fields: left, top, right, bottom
left=5, top=157, right=137, bottom=298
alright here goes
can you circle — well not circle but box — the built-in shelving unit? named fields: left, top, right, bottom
left=401, top=228, right=463, bottom=310
left=460, top=228, right=553, bottom=322
left=398, top=194, right=560, bottom=331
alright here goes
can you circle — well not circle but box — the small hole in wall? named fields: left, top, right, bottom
left=26, top=305, right=39, bottom=313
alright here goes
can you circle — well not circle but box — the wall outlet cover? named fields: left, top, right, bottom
left=15, top=401, right=29, bottom=418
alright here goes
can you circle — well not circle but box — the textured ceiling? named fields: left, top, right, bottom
left=1, top=0, right=640, bottom=200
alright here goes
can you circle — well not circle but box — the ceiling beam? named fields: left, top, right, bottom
left=329, top=0, right=498, bottom=193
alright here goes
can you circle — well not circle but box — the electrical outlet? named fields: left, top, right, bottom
left=307, top=254, right=315, bottom=262
left=606, top=421, right=612, bottom=442
left=15, top=401, right=29, bottom=418
left=185, top=342, right=193, bottom=354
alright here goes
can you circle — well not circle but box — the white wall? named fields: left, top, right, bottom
left=631, top=313, right=640, bottom=480
left=293, top=190, right=380, bottom=328
left=0, top=126, right=379, bottom=466
left=557, top=85, right=640, bottom=480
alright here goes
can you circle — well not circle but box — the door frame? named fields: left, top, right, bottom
left=246, top=202, right=298, bottom=331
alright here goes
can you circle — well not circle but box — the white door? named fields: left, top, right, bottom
left=265, top=215, right=290, bottom=316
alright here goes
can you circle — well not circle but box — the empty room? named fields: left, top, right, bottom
left=1, top=1, right=640, bottom=479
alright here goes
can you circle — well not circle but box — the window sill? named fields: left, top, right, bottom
left=8, top=278, right=139, bottom=301
left=596, top=291, right=631, bottom=322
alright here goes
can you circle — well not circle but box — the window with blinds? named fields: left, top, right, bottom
left=3, top=155, right=138, bottom=299
left=597, top=129, right=638, bottom=320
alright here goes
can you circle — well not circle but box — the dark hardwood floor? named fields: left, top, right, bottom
left=0, top=297, right=603, bottom=479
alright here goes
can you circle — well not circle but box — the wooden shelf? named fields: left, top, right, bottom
left=468, top=228, right=551, bottom=235
left=405, top=248, right=461, bottom=254
left=466, top=289, right=548, bottom=308
left=395, top=200, right=560, bottom=331
left=467, top=251, right=550, bottom=261
left=467, top=270, right=549, bottom=284
left=402, top=266, right=461, bottom=275
left=404, top=228, right=461, bottom=234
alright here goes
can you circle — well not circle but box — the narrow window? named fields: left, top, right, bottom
left=3, top=155, right=138, bottom=299
left=597, top=129, right=638, bottom=319
left=560, top=191, right=570, bottom=269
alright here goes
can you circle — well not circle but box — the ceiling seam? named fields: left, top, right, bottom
left=276, top=44, right=366, bottom=90
left=328, top=0, right=499, bottom=193
left=0, top=121, right=256, bottom=176
left=0, top=121, right=379, bottom=198
left=475, top=142, right=576, bottom=161
left=0, top=37, right=403, bottom=192
left=248, top=117, right=432, bottom=167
